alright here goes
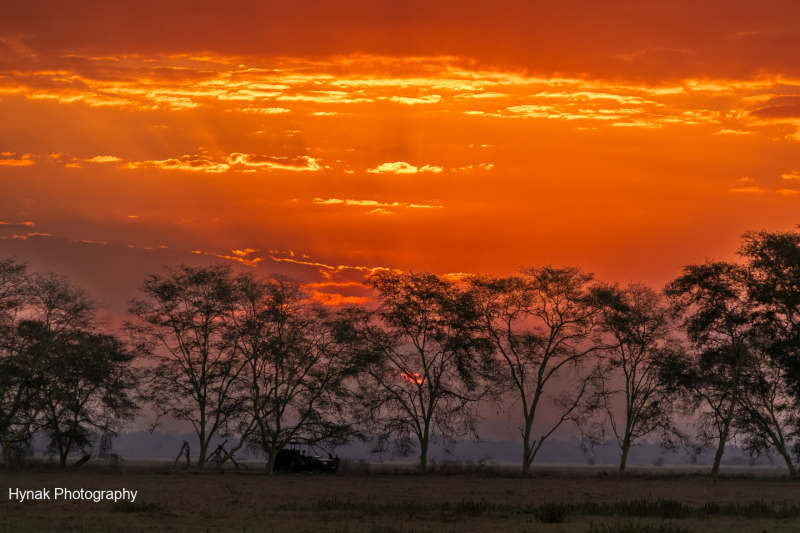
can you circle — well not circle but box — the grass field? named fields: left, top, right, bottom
left=1, top=462, right=799, bottom=532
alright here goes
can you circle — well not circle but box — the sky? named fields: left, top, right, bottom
left=2, top=0, right=800, bottom=318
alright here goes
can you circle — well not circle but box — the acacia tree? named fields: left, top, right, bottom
left=350, top=271, right=493, bottom=471
left=127, top=264, right=247, bottom=472
left=665, top=261, right=756, bottom=477
left=0, top=257, right=30, bottom=466
left=734, top=338, right=798, bottom=477
left=40, top=331, right=138, bottom=467
left=735, top=228, right=800, bottom=475
left=233, top=274, right=358, bottom=475
left=0, top=266, right=99, bottom=467
left=589, top=282, right=687, bottom=474
left=739, top=229, right=800, bottom=398
left=470, top=266, right=601, bottom=475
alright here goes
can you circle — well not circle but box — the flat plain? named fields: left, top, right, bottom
left=1, top=463, right=799, bottom=533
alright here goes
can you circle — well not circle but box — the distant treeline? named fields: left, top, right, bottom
left=2, top=227, right=800, bottom=477
left=91, top=431, right=763, bottom=467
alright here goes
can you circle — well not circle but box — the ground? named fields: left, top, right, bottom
left=1, top=462, right=798, bottom=532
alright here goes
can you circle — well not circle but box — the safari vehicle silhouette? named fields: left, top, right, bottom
left=273, top=441, right=341, bottom=474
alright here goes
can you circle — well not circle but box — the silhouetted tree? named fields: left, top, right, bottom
left=350, top=271, right=494, bottom=471
left=470, top=266, right=601, bottom=475
left=739, top=228, right=800, bottom=397
left=735, top=228, right=800, bottom=475
left=1, top=266, right=99, bottom=467
left=665, top=261, right=755, bottom=477
left=40, top=331, right=138, bottom=468
left=0, top=257, right=31, bottom=467
left=232, top=274, right=358, bottom=475
left=589, top=282, right=687, bottom=474
left=127, top=264, right=246, bottom=472
left=734, top=335, right=798, bottom=477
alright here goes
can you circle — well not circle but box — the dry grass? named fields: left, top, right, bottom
left=1, top=463, right=799, bottom=532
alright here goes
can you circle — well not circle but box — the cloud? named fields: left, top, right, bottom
left=345, top=200, right=390, bottom=206
left=532, top=92, right=649, bottom=104
left=311, top=291, right=370, bottom=306
left=87, top=156, right=122, bottom=162
left=0, top=154, right=35, bottom=166
left=776, top=189, right=800, bottom=196
left=368, top=162, right=418, bottom=174
left=714, top=129, right=751, bottom=135
left=228, top=153, right=321, bottom=171
left=231, top=248, right=257, bottom=256
left=312, top=198, right=441, bottom=211
left=506, top=104, right=555, bottom=117
left=390, top=95, right=441, bottom=105
left=313, top=198, right=345, bottom=204
left=27, top=90, right=136, bottom=108
left=6, top=53, right=798, bottom=147
left=123, top=156, right=229, bottom=173
left=611, top=120, right=663, bottom=129
left=236, top=107, right=291, bottom=114
left=0, top=221, right=35, bottom=228
left=367, top=162, right=442, bottom=174
left=730, top=186, right=766, bottom=193
left=218, top=90, right=283, bottom=101
left=149, top=95, right=198, bottom=109
left=267, top=255, right=399, bottom=279
left=456, top=92, right=507, bottom=99
left=214, top=254, right=263, bottom=267
left=307, top=281, right=365, bottom=289
left=276, top=93, right=371, bottom=104
left=454, top=163, right=494, bottom=171
left=781, top=172, right=800, bottom=181
left=750, top=96, right=800, bottom=119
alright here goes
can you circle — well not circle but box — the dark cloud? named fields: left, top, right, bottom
left=0, top=235, right=373, bottom=320
left=2, top=1, right=799, bottom=80
left=750, top=96, right=800, bottom=119
left=0, top=221, right=35, bottom=230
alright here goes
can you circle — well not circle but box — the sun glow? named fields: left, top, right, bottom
left=2, top=3, right=800, bottom=315
left=400, top=371, right=425, bottom=385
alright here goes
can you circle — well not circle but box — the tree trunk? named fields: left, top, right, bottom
left=1, top=442, right=9, bottom=468
left=419, top=439, right=428, bottom=472
left=265, top=449, right=277, bottom=476
left=710, top=423, right=730, bottom=477
left=521, top=416, right=535, bottom=475
left=619, top=439, right=631, bottom=474
left=198, top=441, right=208, bottom=473
left=1, top=425, right=32, bottom=468
left=522, top=441, right=533, bottom=476
left=776, top=444, right=797, bottom=479
left=711, top=347, right=746, bottom=477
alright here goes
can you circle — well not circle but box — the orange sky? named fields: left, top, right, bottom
left=2, top=1, right=800, bottom=314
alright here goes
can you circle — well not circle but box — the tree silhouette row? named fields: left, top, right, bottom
left=2, top=227, right=800, bottom=477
